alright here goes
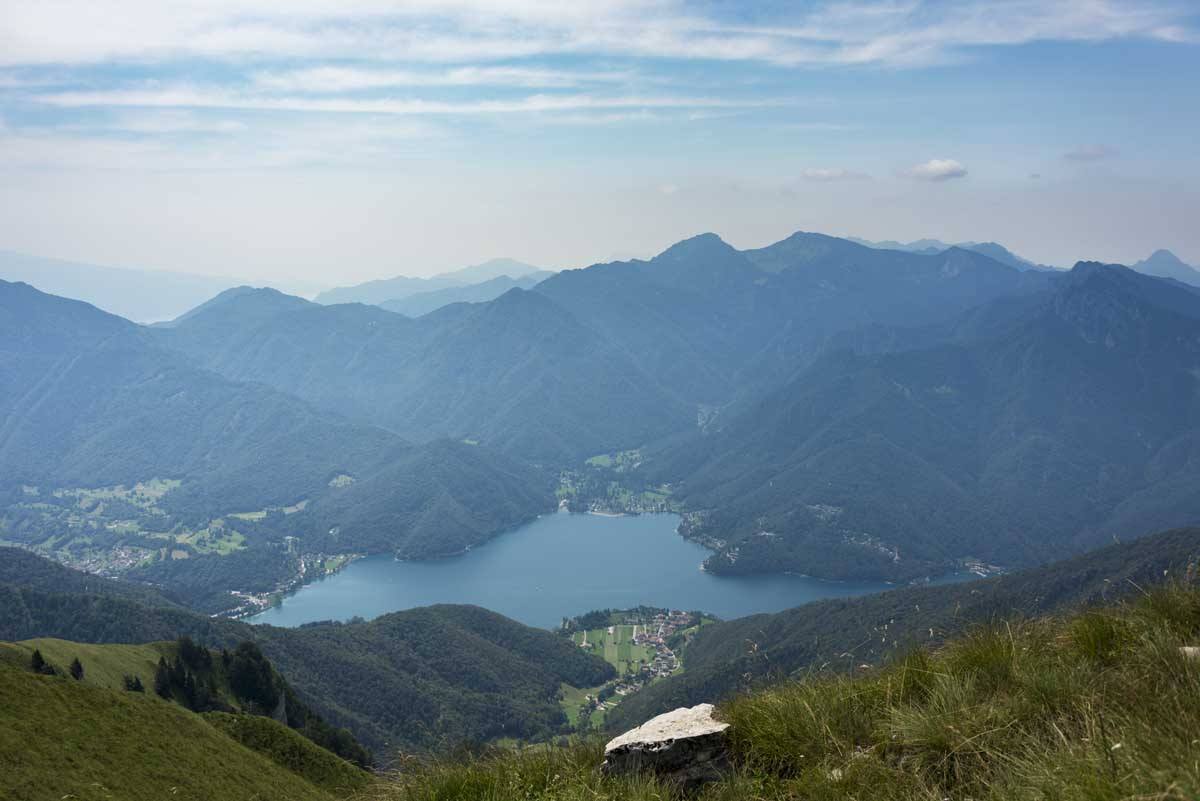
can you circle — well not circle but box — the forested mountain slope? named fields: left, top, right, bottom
left=535, top=232, right=1049, bottom=406
left=646, top=262, right=1200, bottom=579
left=155, top=285, right=689, bottom=462
left=0, top=281, right=553, bottom=610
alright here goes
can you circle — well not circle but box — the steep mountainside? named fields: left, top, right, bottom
left=537, top=232, right=1049, bottom=406
left=0, top=549, right=615, bottom=754
left=607, top=526, right=1200, bottom=733
left=0, top=282, right=553, bottom=611
left=0, top=635, right=372, bottom=768
left=0, top=658, right=349, bottom=801
left=647, top=262, right=1200, bottom=579
left=156, top=286, right=689, bottom=462
left=156, top=232, right=1043, bottom=467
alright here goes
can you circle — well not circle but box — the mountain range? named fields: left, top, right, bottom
left=379, top=271, right=554, bottom=317
left=0, top=280, right=553, bottom=611
left=847, top=236, right=1059, bottom=271
left=645, top=261, right=1200, bottom=579
left=5, top=227, right=1200, bottom=609
left=314, top=257, right=545, bottom=306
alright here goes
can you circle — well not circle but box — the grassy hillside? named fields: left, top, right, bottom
left=607, top=526, right=1200, bottom=732
left=0, top=636, right=372, bottom=768
left=204, top=712, right=370, bottom=795
left=0, top=660, right=345, bottom=801
left=361, top=581, right=1200, bottom=800
left=0, top=554, right=615, bottom=756
left=0, top=638, right=165, bottom=691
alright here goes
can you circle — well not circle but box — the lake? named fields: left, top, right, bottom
left=249, top=512, right=902, bottom=630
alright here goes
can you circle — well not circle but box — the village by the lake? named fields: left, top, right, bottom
left=557, top=607, right=713, bottom=728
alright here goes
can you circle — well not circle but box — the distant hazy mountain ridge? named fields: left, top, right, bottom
left=0, top=250, right=239, bottom=323
left=315, top=257, right=545, bottom=305
left=1132, top=249, right=1200, bottom=287
left=5, top=227, right=1200, bottom=602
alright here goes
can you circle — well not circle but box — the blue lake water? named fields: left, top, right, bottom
left=249, top=512, right=904, bottom=630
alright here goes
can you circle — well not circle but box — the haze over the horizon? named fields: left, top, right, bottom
left=1, top=1, right=1198, bottom=283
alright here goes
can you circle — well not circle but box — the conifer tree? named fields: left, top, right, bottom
left=154, top=657, right=171, bottom=698
left=69, top=657, right=84, bottom=681
left=30, top=649, right=45, bottom=673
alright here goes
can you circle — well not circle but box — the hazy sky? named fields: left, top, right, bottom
left=1, top=1, right=1198, bottom=284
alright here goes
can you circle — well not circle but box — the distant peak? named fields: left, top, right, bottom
left=168, top=284, right=312, bottom=326
left=1146, top=249, right=1185, bottom=264
left=653, top=232, right=737, bottom=261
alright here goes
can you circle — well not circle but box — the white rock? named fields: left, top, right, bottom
left=602, top=704, right=731, bottom=788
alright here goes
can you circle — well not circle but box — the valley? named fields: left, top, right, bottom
left=4, top=229, right=1200, bottom=774
left=3, top=9, right=1197, bottom=796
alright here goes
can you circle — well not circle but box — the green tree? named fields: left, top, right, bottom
left=154, top=657, right=171, bottom=698
left=69, top=657, right=84, bottom=681
left=30, top=649, right=45, bottom=674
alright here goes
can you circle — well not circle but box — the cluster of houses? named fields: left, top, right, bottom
left=571, top=609, right=702, bottom=723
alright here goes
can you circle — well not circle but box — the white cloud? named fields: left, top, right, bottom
left=798, top=167, right=869, bottom=182
left=903, top=158, right=968, bottom=182
left=252, top=65, right=634, bottom=92
left=0, top=1, right=1191, bottom=68
left=36, top=87, right=778, bottom=115
left=1063, top=144, right=1118, bottom=161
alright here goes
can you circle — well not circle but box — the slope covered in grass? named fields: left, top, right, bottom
left=0, top=638, right=164, bottom=691
left=362, top=582, right=1200, bottom=800
left=204, top=712, right=370, bottom=795
left=0, top=660, right=341, bottom=801
left=609, top=526, right=1200, bottom=732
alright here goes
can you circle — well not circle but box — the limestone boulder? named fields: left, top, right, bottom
left=601, top=703, right=730, bottom=789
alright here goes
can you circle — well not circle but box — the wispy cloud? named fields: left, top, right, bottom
left=798, top=167, right=870, bottom=181
left=251, top=66, right=635, bottom=92
left=0, top=1, right=1192, bottom=68
left=36, top=87, right=779, bottom=115
left=903, top=158, right=968, bottom=181
left=1063, top=143, right=1118, bottom=161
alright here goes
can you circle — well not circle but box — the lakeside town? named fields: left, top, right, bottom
left=559, top=607, right=709, bottom=727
